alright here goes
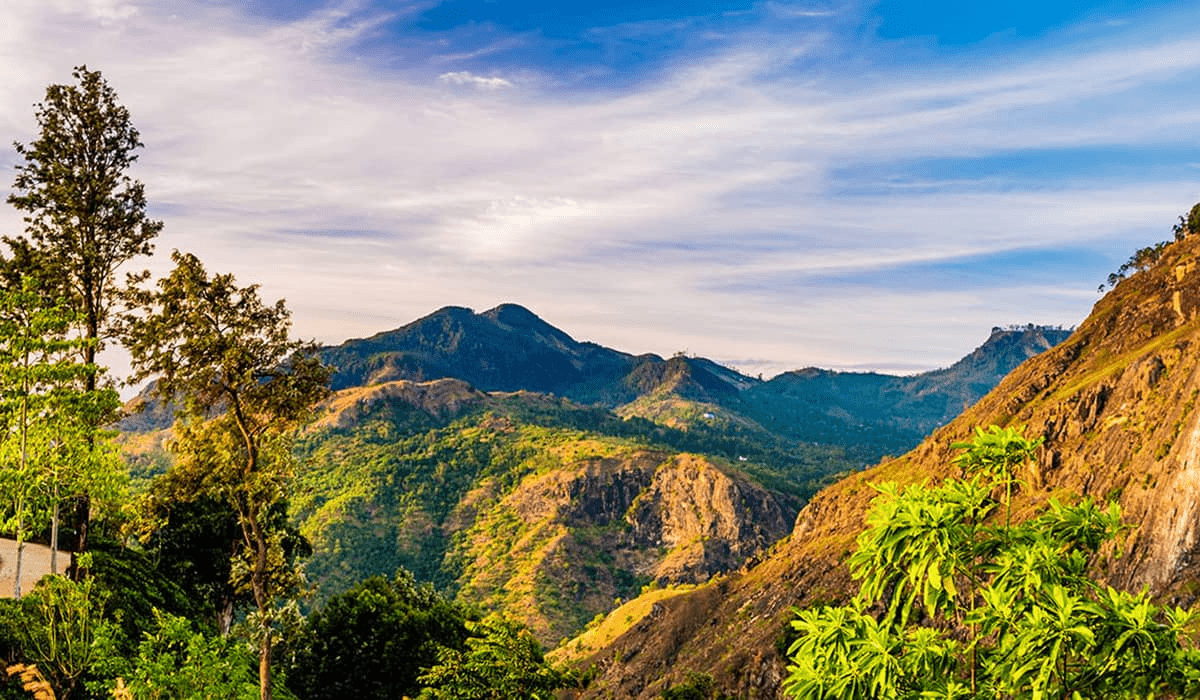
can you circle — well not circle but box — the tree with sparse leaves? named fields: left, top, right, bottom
left=784, top=426, right=1200, bottom=700
left=120, top=251, right=329, bottom=700
left=0, top=278, right=122, bottom=597
left=6, top=65, right=162, bottom=558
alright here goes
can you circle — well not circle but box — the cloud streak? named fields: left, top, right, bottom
left=2, top=0, right=1200, bottom=380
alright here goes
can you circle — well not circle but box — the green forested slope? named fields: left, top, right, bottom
left=289, top=379, right=838, bottom=643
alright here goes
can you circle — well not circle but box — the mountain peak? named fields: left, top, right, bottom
left=481, top=302, right=539, bottom=322
left=480, top=303, right=579, bottom=349
left=321, top=303, right=634, bottom=396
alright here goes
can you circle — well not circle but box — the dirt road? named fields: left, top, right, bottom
left=0, top=537, right=70, bottom=597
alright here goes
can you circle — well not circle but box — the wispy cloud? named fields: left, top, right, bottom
left=2, top=0, right=1200, bottom=380
left=438, top=71, right=514, bottom=89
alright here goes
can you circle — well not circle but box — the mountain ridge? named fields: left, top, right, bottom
left=568, top=232, right=1200, bottom=699
left=317, top=303, right=1070, bottom=465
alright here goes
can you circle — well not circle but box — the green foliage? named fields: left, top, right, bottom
left=5, top=63, right=158, bottom=564
left=416, top=617, right=575, bottom=700
left=282, top=571, right=474, bottom=700
left=1189, top=202, right=1200, bottom=238
left=121, top=251, right=331, bottom=700
left=0, top=597, right=32, bottom=668
left=784, top=426, right=1200, bottom=700
left=85, top=539, right=203, bottom=659
left=133, top=491, right=242, bottom=631
left=6, top=65, right=161, bottom=353
left=951, top=424, right=1042, bottom=529
left=660, top=671, right=725, bottom=699
left=19, top=572, right=116, bottom=700
left=0, top=277, right=124, bottom=593
left=1103, top=241, right=1170, bottom=291
left=1100, top=205, right=1200, bottom=290
left=112, top=612, right=258, bottom=700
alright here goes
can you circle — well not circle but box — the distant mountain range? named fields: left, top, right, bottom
left=319, top=303, right=1071, bottom=464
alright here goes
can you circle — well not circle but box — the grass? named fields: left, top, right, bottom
left=548, top=584, right=697, bottom=663
left=1045, top=324, right=1192, bottom=406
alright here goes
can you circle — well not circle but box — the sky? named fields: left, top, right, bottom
left=3, top=0, right=1200, bottom=382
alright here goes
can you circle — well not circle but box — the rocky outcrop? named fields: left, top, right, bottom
left=627, top=455, right=792, bottom=581
left=453, top=450, right=797, bottom=645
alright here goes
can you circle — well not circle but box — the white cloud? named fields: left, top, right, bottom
left=3, top=0, right=1200, bottom=379
left=438, top=71, right=514, bottom=89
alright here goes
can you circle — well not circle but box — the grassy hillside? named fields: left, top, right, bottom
left=290, top=380, right=835, bottom=644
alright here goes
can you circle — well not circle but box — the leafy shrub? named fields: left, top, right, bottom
left=784, top=427, right=1200, bottom=699
left=282, top=570, right=473, bottom=700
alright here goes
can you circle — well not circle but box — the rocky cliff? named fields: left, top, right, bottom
left=453, top=450, right=793, bottom=644
left=572, top=230, right=1200, bottom=698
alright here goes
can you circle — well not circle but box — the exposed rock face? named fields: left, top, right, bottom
left=574, top=233, right=1200, bottom=698
left=627, top=455, right=792, bottom=580
left=454, top=450, right=796, bottom=644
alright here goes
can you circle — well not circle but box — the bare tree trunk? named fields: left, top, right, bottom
left=259, top=638, right=273, bottom=700
left=254, top=524, right=273, bottom=700
left=218, top=597, right=234, bottom=637
left=50, top=493, right=59, bottom=575
left=17, top=360, right=29, bottom=596
left=69, top=338, right=98, bottom=581
left=14, top=526, right=24, bottom=599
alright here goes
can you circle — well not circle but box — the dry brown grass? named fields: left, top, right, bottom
left=5, top=664, right=55, bottom=700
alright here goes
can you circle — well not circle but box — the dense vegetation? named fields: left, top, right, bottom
left=0, top=67, right=574, bottom=700
left=293, top=388, right=836, bottom=589
left=784, top=426, right=1200, bottom=699
left=289, top=386, right=809, bottom=645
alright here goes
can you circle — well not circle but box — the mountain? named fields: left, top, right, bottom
left=567, top=233, right=1200, bottom=698
left=319, top=304, right=642, bottom=403
left=735, top=325, right=1073, bottom=461
left=321, top=303, right=1069, bottom=467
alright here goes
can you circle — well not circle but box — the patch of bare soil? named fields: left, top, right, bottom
left=0, top=537, right=71, bottom=597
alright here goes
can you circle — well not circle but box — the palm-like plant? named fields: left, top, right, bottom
left=784, top=426, right=1200, bottom=700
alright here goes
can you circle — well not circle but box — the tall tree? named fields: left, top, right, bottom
left=6, top=65, right=162, bottom=556
left=121, top=251, right=330, bottom=700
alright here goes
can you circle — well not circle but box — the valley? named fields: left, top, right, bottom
left=116, top=304, right=1069, bottom=650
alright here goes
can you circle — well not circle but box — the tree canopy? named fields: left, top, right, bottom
left=7, top=64, right=161, bottom=361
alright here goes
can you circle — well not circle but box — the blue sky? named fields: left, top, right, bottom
left=3, top=0, right=1200, bottom=380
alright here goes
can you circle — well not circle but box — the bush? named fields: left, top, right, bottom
left=783, top=426, right=1200, bottom=699
left=282, top=571, right=473, bottom=700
